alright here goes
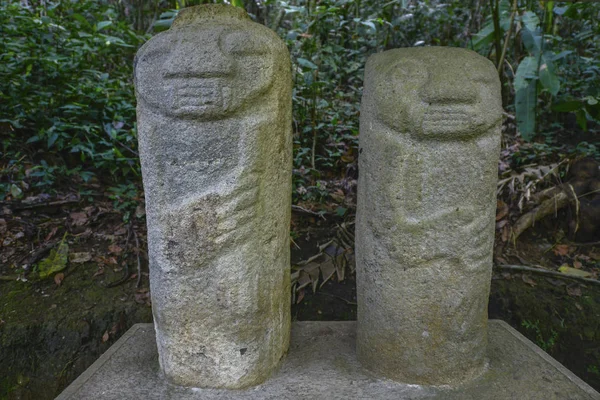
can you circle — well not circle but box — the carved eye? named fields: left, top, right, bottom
left=221, top=31, right=269, bottom=56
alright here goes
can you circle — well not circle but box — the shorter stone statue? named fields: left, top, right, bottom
left=356, top=47, right=502, bottom=385
left=134, top=5, right=292, bottom=389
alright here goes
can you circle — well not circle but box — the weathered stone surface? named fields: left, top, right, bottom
left=356, top=47, right=503, bottom=385
left=134, top=5, right=292, bottom=389
left=56, top=321, right=600, bottom=399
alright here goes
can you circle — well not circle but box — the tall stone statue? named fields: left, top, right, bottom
left=356, top=47, right=502, bottom=385
left=134, top=5, right=292, bottom=389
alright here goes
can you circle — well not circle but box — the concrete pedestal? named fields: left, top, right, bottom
left=57, top=321, right=599, bottom=400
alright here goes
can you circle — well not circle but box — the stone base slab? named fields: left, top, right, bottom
left=57, top=320, right=599, bottom=400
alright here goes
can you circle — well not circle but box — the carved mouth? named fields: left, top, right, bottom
left=171, top=79, right=228, bottom=114
left=422, top=106, right=473, bottom=135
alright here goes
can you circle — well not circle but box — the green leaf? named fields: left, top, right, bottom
left=297, top=58, right=318, bottom=70
left=514, top=56, right=538, bottom=92
left=558, top=265, right=591, bottom=278
left=521, top=11, right=540, bottom=32
left=515, top=81, right=537, bottom=141
left=576, top=110, right=587, bottom=131
left=96, top=21, right=112, bottom=31
left=360, top=20, right=376, bottom=31
left=552, top=100, right=581, bottom=112
left=539, top=53, right=560, bottom=96
left=551, top=50, right=572, bottom=61
left=10, top=184, right=23, bottom=199
left=472, top=21, right=495, bottom=51
left=38, top=234, right=69, bottom=279
left=71, top=13, right=91, bottom=28
left=48, top=133, right=59, bottom=149
left=231, top=0, right=244, bottom=8
left=521, top=28, right=541, bottom=54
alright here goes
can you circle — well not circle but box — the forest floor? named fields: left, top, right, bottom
left=0, top=186, right=599, bottom=399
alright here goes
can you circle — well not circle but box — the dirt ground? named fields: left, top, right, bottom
left=1, top=196, right=599, bottom=398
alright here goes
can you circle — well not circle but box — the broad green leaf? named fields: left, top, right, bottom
left=71, top=13, right=91, bottom=28
left=554, top=6, right=569, bottom=15
left=48, top=133, right=59, bottom=148
left=514, top=56, right=538, bottom=91
left=539, top=53, right=560, bottom=96
left=515, top=81, right=537, bottom=140
left=96, top=21, right=112, bottom=31
left=231, top=0, right=244, bottom=7
left=472, top=21, right=495, bottom=51
left=521, top=28, right=541, bottom=54
left=297, top=58, right=318, bottom=70
left=360, top=20, right=376, bottom=31
left=552, top=100, right=581, bottom=112
left=154, top=18, right=175, bottom=28
left=521, top=11, right=540, bottom=32
left=552, top=50, right=572, bottom=61
left=585, top=96, right=598, bottom=106
left=38, top=234, right=69, bottom=279
left=499, top=0, right=512, bottom=31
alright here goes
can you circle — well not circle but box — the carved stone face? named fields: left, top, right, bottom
left=135, top=21, right=276, bottom=120
left=372, top=48, right=502, bottom=139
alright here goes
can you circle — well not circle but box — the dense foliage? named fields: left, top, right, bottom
left=1, top=0, right=599, bottom=203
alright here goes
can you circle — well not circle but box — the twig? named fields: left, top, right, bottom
left=3, top=199, right=80, bottom=211
left=18, top=239, right=60, bottom=266
left=511, top=189, right=570, bottom=241
left=497, top=0, right=517, bottom=74
left=104, top=130, right=139, bottom=157
left=133, top=226, right=142, bottom=288
left=502, top=111, right=516, bottom=121
left=495, top=264, right=600, bottom=286
left=292, top=205, right=326, bottom=219
left=290, top=237, right=301, bottom=250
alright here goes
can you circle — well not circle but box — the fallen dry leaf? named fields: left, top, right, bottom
left=102, top=331, right=109, bottom=343
left=573, top=260, right=583, bottom=269
left=69, top=252, right=92, bottom=264
left=44, top=226, right=59, bottom=242
left=496, top=200, right=509, bottom=221
left=135, top=204, right=146, bottom=219
left=501, top=225, right=510, bottom=242
left=54, top=272, right=64, bottom=286
left=553, top=244, right=571, bottom=257
left=566, top=285, right=582, bottom=297
left=521, top=274, right=537, bottom=287
left=108, top=244, right=123, bottom=255
left=114, top=226, right=128, bottom=236
left=70, top=212, right=88, bottom=226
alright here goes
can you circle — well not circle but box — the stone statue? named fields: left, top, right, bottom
left=356, top=47, right=502, bottom=385
left=134, top=5, right=292, bottom=389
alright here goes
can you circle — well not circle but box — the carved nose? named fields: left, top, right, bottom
left=164, top=40, right=233, bottom=79
left=420, top=78, right=477, bottom=104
